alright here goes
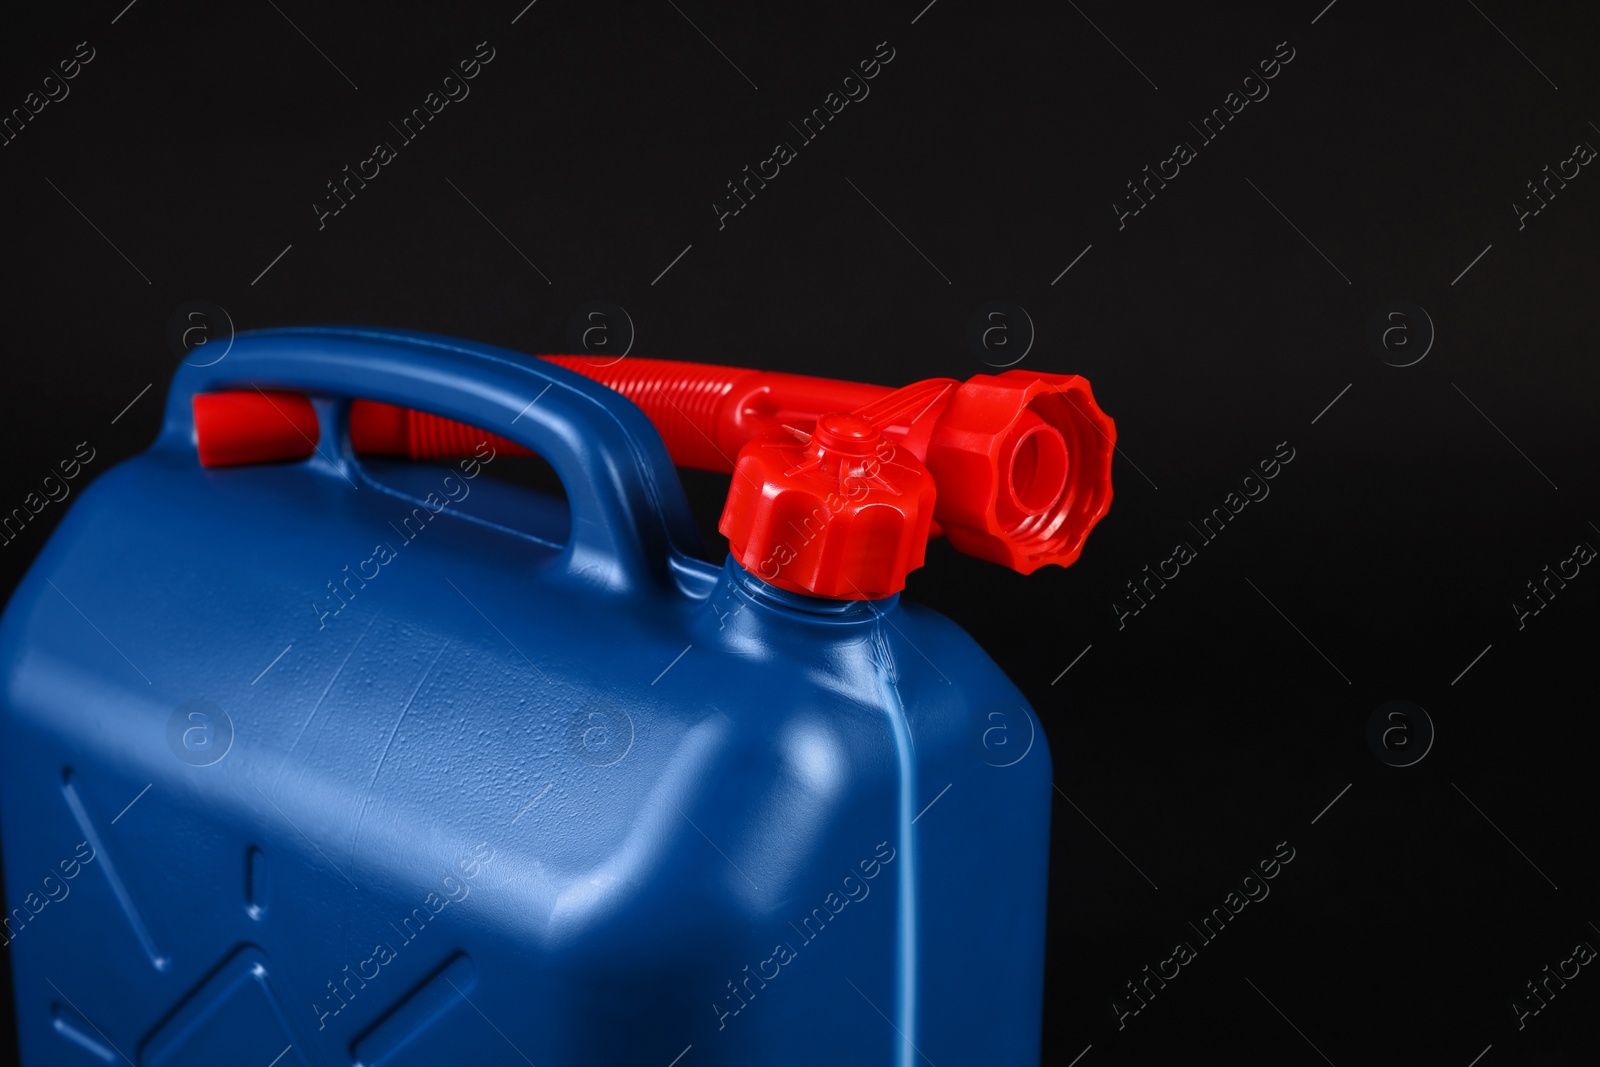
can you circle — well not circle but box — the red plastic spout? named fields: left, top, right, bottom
left=195, top=355, right=1116, bottom=584
left=528, top=358, right=1116, bottom=577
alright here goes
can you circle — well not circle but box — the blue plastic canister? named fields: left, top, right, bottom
left=0, top=328, right=1051, bottom=1065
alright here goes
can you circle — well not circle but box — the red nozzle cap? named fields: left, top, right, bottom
left=924, top=370, right=1115, bottom=574
left=719, top=409, right=937, bottom=600
left=193, top=390, right=319, bottom=468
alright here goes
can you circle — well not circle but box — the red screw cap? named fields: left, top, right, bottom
left=719, top=411, right=936, bottom=600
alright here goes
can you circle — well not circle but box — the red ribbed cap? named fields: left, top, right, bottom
left=719, top=412, right=937, bottom=600
left=924, top=371, right=1114, bottom=574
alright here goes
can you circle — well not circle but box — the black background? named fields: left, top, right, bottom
left=2, top=1, right=1597, bottom=1064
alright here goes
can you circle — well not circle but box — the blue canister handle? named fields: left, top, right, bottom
left=158, top=326, right=702, bottom=596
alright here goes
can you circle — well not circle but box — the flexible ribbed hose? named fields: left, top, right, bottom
left=358, top=357, right=761, bottom=471
left=541, top=356, right=758, bottom=471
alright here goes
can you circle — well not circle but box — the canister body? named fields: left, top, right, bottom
left=0, top=330, right=1051, bottom=1065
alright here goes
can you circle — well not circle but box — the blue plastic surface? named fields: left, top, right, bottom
left=0, top=327, right=1051, bottom=1065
